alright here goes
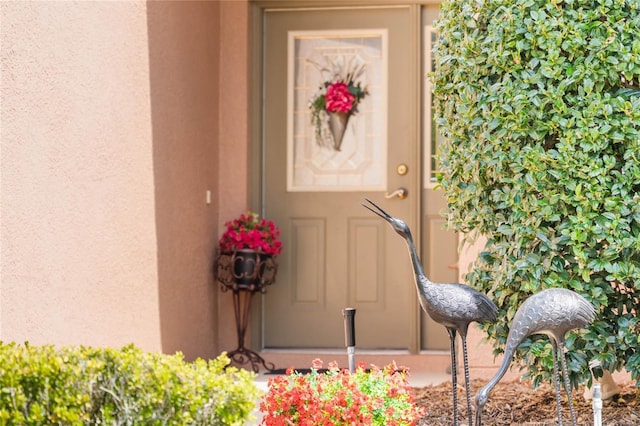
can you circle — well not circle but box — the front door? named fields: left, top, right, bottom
left=262, top=5, right=419, bottom=349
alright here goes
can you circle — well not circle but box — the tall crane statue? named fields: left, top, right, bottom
left=475, top=287, right=596, bottom=426
left=362, top=198, right=497, bottom=426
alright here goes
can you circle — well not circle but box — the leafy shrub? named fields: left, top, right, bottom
left=0, top=343, right=92, bottom=424
left=0, top=342, right=260, bottom=425
left=431, top=0, right=640, bottom=388
left=260, top=359, right=425, bottom=425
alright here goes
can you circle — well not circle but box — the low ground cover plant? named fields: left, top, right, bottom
left=0, top=342, right=260, bottom=425
left=260, top=359, right=425, bottom=425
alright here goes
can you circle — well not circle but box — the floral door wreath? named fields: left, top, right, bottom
left=308, top=55, right=369, bottom=151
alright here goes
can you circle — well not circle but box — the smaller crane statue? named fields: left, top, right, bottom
left=475, top=287, right=596, bottom=426
left=362, top=198, right=497, bottom=426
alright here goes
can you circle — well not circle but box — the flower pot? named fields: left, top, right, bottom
left=214, top=249, right=278, bottom=372
left=231, top=249, right=269, bottom=290
left=215, top=250, right=278, bottom=293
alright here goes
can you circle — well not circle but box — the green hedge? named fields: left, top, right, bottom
left=0, top=343, right=261, bottom=425
left=432, top=0, right=640, bottom=387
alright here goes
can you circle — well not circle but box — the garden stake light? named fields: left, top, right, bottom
left=593, top=383, right=602, bottom=426
left=343, top=307, right=356, bottom=373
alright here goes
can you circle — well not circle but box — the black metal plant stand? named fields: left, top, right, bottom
left=215, top=251, right=277, bottom=373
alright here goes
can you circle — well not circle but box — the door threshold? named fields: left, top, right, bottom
left=261, top=348, right=449, bottom=355
left=254, top=348, right=451, bottom=375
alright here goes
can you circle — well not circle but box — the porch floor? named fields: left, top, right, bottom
left=253, top=348, right=453, bottom=387
left=249, top=325, right=524, bottom=386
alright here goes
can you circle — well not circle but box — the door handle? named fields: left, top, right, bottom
left=384, top=188, right=408, bottom=200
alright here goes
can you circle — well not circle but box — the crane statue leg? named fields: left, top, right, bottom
left=448, top=329, right=460, bottom=426
left=461, top=333, right=473, bottom=426
left=551, top=338, right=579, bottom=426
left=558, top=340, right=579, bottom=426
left=551, top=341, right=564, bottom=426
left=447, top=328, right=473, bottom=426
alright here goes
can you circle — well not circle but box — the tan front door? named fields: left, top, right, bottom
left=262, top=5, right=418, bottom=350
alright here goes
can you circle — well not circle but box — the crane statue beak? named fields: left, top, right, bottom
left=361, top=198, right=393, bottom=223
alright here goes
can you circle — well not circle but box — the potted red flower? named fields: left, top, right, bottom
left=216, top=211, right=282, bottom=292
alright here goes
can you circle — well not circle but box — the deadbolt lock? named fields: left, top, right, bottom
left=396, top=164, right=408, bottom=176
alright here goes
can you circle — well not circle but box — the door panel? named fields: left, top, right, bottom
left=291, top=218, right=325, bottom=304
left=262, top=6, right=418, bottom=349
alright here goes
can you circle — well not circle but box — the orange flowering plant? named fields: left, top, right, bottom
left=260, top=359, right=425, bottom=426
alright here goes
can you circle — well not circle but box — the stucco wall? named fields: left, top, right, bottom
left=147, top=0, right=222, bottom=359
left=1, top=1, right=162, bottom=350
left=216, top=0, right=251, bottom=356
left=0, top=1, right=243, bottom=360
left=457, top=237, right=515, bottom=380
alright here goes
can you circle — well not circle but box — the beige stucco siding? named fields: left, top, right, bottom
left=147, top=0, right=222, bottom=359
left=1, top=1, right=160, bottom=350
left=1, top=0, right=247, bottom=360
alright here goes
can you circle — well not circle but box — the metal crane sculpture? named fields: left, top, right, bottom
left=362, top=198, right=497, bottom=426
left=475, top=288, right=596, bottom=426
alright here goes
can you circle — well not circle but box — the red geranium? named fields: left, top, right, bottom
left=218, top=211, right=282, bottom=256
left=325, top=82, right=356, bottom=113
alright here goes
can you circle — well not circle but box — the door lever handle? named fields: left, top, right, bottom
left=384, top=188, right=408, bottom=200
